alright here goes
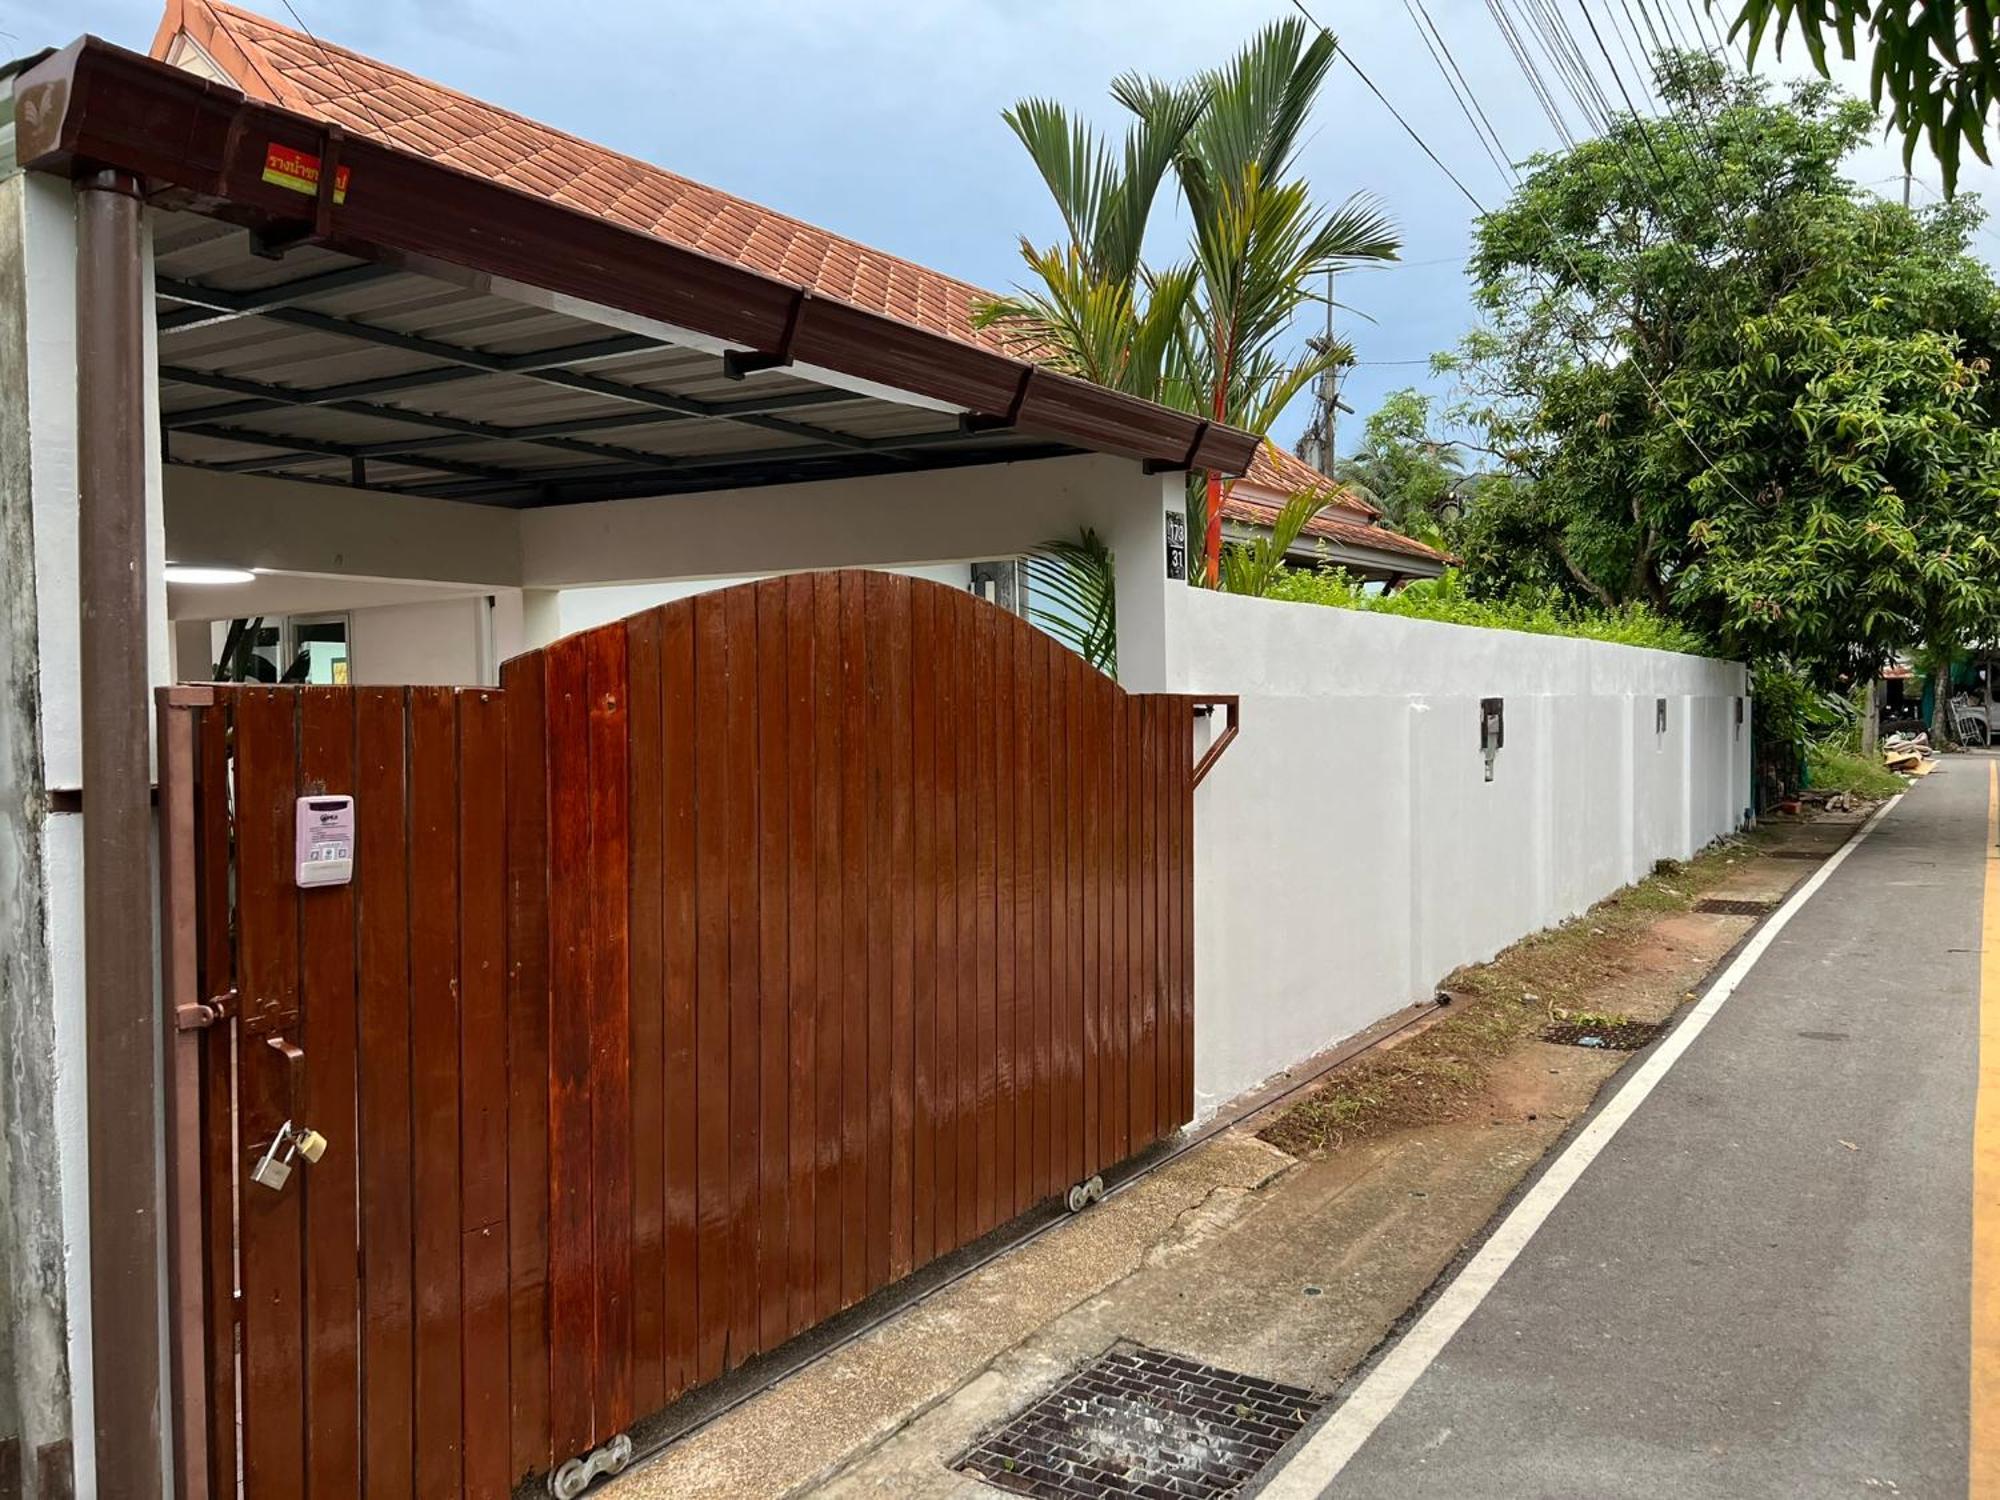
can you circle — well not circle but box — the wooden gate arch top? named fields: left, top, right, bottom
left=159, top=568, right=1223, bottom=1498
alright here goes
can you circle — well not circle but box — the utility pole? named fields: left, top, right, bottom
left=1298, top=268, right=1342, bottom=475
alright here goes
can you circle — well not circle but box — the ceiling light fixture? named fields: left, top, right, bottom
left=163, top=565, right=257, bottom=586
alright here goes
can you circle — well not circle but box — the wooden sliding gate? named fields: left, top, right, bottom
left=159, top=571, right=1228, bottom=1498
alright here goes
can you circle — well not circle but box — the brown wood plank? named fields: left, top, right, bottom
left=233, top=688, right=305, bottom=1500
left=1110, top=693, right=1130, bottom=1164
left=1009, top=626, right=1035, bottom=1212
left=544, top=638, right=597, bottom=1454
left=908, top=584, right=937, bottom=1269
left=1065, top=657, right=1088, bottom=1185
left=297, top=687, right=361, bottom=1500
left=1129, top=689, right=1153, bottom=1149
left=408, top=686, right=465, bottom=1496
left=1168, top=704, right=1184, bottom=1128
left=660, top=604, right=700, bottom=1394
left=885, top=575, right=916, bottom=1279
left=953, top=591, right=980, bottom=1248
left=459, top=1223, right=510, bottom=1500
left=723, top=587, right=762, bottom=1361
left=783, top=574, right=820, bottom=1333
left=499, top=655, right=551, bottom=1480
left=1050, top=646, right=1074, bottom=1190
left=458, top=687, right=511, bottom=1500
left=354, top=688, right=415, bottom=1497
left=1088, top=676, right=1104, bottom=1184
left=839, top=573, right=871, bottom=1304
left=691, top=593, right=731, bottom=1382
left=929, top=593, right=960, bottom=1256
left=587, top=629, right=635, bottom=1426
left=810, top=574, right=845, bottom=1317
left=193, top=703, right=238, bottom=1500
left=626, top=611, right=667, bottom=1416
left=972, top=602, right=999, bottom=1236
left=1152, top=700, right=1168, bottom=1144
left=754, top=579, right=792, bottom=1352
left=863, top=573, right=894, bottom=1292
left=1030, top=635, right=1054, bottom=1202
left=993, top=616, right=1017, bottom=1222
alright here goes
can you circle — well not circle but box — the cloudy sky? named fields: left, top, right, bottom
left=18, top=0, right=2000, bottom=454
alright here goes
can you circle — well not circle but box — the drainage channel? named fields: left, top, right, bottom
left=1693, top=896, right=1779, bottom=916
left=957, top=1343, right=1325, bottom=1499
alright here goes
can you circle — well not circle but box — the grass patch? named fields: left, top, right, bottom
left=1805, top=741, right=1906, bottom=800
left=1257, top=840, right=1757, bottom=1158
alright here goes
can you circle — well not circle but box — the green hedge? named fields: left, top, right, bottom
left=1266, top=568, right=1710, bottom=655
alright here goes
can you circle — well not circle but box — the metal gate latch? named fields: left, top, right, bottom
left=550, top=1433, right=633, bottom=1498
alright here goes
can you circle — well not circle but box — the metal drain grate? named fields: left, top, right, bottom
left=1540, top=1019, right=1664, bottom=1051
left=957, top=1343, right=1324, bottom=1498
left=1693, top=897, right=1777, bottom=916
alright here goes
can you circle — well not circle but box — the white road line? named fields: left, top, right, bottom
left=1256, top=797, right=1906, bottom=1499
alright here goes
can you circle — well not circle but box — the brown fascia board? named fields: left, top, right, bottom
left=16, top=36, right=1262, bottom=478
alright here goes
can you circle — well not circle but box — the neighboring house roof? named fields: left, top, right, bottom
left=1223, top=489, right=1452, bottom=567
left=1225, top=441, right=1452, bottom=571
left=146, top=1, right=1445, bottom=567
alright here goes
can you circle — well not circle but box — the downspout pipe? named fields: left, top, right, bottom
left=76, top=166, right=164, bottom=1497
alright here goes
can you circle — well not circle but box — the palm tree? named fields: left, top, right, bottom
left=979, top=19, right=1400, bottom=585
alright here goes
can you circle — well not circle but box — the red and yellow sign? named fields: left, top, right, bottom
left=261, top=143, right=349, bottom=203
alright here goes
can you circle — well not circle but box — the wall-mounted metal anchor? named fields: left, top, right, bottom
left=1065, top=1175, right=1106, bottom=1214
left=550, top=1433, right=633, bottom=1498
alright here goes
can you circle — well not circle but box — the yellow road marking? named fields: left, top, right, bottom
left=1976, top=759, right=2000, bottom=1498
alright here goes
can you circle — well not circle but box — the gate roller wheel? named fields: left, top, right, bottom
left=549, top=1432, right=633, bottom=1497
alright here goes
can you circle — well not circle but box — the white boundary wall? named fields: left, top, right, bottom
left=1166, top=587, right=1751, bottom=1117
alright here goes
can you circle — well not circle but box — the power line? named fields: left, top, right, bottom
left=1485, top=0, right=1580, bottom=146
left=1289, top=0, right=1492, bottom=214
left=1297, top=0, right=1758, bottom=509
left=1401, top=0, right=1515, bottom=187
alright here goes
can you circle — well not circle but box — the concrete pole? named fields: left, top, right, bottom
left=75, top=168, right=163, bottom=1498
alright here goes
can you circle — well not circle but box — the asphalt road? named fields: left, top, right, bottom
left=1292, top=762, right=1985, bottom=1499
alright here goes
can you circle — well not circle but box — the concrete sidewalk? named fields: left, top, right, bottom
left=1270, top=762, right=1983, bottom=1498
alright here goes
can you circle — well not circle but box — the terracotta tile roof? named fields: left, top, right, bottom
left=1222, top=491, right=1452, bottom=566
left=152, top=0, right=1437, bottom=560
left=153, top=0, right=1010, bottom=354
left=1234, top=441, right=1381, bottom=518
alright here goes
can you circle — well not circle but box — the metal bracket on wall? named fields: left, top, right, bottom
left=1190, top=696, right=1240, bottom=788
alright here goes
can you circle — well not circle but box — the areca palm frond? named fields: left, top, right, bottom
left=1024, top=529, right=1118, bottom=675
left=984, top=19, right=1401, bottom=594
left=1219, top=478, right=1333, bottom=597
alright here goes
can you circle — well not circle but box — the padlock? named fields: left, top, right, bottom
left=251, top=1125, right=298, bottom=1193
left=293, top=1127, right=328, bottom=1164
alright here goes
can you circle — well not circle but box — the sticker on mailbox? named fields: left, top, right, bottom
left=296, top=795, right=355, bottom=888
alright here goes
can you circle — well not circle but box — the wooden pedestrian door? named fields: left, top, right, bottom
left=160, top=571, right=1219, bottom=1499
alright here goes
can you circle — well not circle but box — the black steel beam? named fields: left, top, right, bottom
left=153, top=260, right=399, bottom=331
left=156, top=276, right=878, bottom=438
left=396, top=423, right=1027, bottom=500
left=161, top=364, right=690, bottom=469
left=173, top=420, right=528, bottom=482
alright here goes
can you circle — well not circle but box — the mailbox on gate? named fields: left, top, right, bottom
left=295, top=795, right=355, bottom=887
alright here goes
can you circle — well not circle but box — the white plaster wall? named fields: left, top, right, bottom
left=1166, top=587, right=1750, bottom=1117
left=348, top=596, right=491, bottom=685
